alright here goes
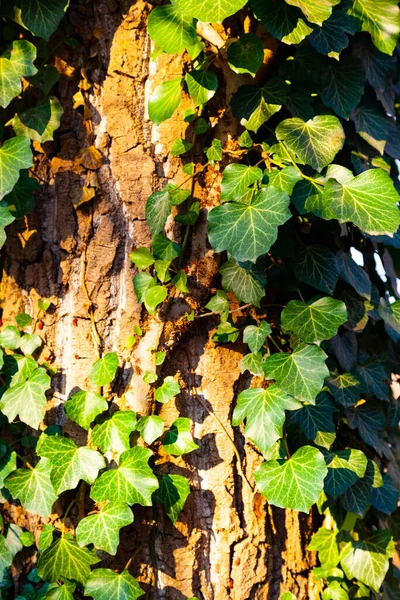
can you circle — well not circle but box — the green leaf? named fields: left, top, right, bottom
left=16, top=0, right=69, bottom=39
left=208, top=186, right=291, bottom=262
left=148, top=79, right=182, bottom=125
left=353, top=36, right=395, bottom=89
left=0, top=446, right=17, bottom=488
left=38, top=524, right=54, bottom=551
left=175, top=201, right=200, bottom=225
left=0, top=204, right=15, bottom=248
left=251, top=0, right=313, bottom=44
left=294, top=245, right=339, bottom=294
left=64, top=390, right=108, bottom=430
left=4, top=458, right=56, bottom=516
left=172, top=270, right=189, bottom=293
left=322, top=582, right=349, bottom=600
left=326, top=372, right=362, bottom=407
left=243, top=321, right=271, bottom=353
left=91, top=447, right=159, bottom=505
left=231, top=78, right=288, bottom=132
left=15, top=313, right=32, bottom=328
left=155, top=474, right=190, bottom=524
left=155, top=376, right=180, bottom=403
left=37, top=535, right=100, bottom=584
left=323, top=449, right=368, bottom=497
left=291, top=392, right=336, bottom=449
left=351, top=103, right=388, bottom=154
left=162, top=417, right=199, bottom=455
left=212, top=320, right=240, bottom=343
left=37, top=434, right=105, bottom=494
left=220, top=258, right=265, bottom=306
left=171, top=138, right=193, bottom=157
left=353, top=357, right=389, bottom=401
left=285, top=0, right=340, bottom=25
left=45, top=580, right=76, bottom=600
left=186, top=70, right=218, bottom=106
left=320, top=57, right=364, bottom=119
left=146, top=189, right=173, bottom=236
left=76, top=502, right=133, bottom=555
left=239, top=352, right=263, bottom=375
left=173, top=0, right=247, bottom=22
left=145, top=285, right=168, bottom=314
left=266, top=166, right=302, bottom=196
left=0, top=535, right=13, bottom=578
left=308, top=527, right=339, bottom=568
left=84, top=568, right=144, bottom=600
left=233, top=385, right=301, bottom=455
left=205, top=290, right=230, bottom=318
left=276, top=116, right=345, bottom=172
left=370, top=475, right=399, bottom=515
left=19, top=333, right=42, bottom=355
left=308, top=5, right=359, bottom=56
left=340, top=531, right=394, bottom=592
left=0, top=136, right=33, bottom=200
left=316, top=169, right=400, bottom=236
left=91, top=411, right=137, bottom=454
left=152, top=235, right=181, bottom=260
left=262, top=343, right=328, bottom=403
left=336, top=251, right=371, bottom=300
left=220, top=164, right=263, bottom=201
left=254, top=446, right=328, bottom=512
left=227, top=33, right=263, bottom=77
left=348, top=0, right=400, bottom=55
left=19, top=531, right=34, bottom=547
left=129, top=247, right=155, bottom=270
left=10, top=97, right=64, bottom=143
left=135, top=415, right=164, bottom=445
left=0, top=325, right=21, bottom=349
left=346, top=403, right=385, bottom=448
left=340, top=459, right=378, bottom=515
left=281, top=297, right=347, bottom=343
left=3, top=170, right=37, bottom=218
left=0, top=366, right=50, bottom=429
left=205, top=139, right=222, bottom=163
left=147, top=5, right=197, bottom=54
left=90, top=352, right=119, bottom=386
left=0, top=40, right=37, bottom=108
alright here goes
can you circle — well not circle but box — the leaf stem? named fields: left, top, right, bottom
left=267, top=335, right=283, bottom=353
left=124, top=544, right=144, bottom=572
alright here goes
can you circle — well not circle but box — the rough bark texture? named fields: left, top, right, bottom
left=1, top=1, right=321, bottom=598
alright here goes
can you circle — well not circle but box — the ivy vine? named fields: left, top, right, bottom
left=0, top=0, right=400, bottom=599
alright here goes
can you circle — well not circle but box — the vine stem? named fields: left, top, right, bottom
left=62, top=498, right=77, bottom=533
left=195, top=303, right=253, bottom=319
left=124, top=544, right=144, bottom=572
left=184, top=349, right=254, bottom=493
left=15, top=453, right=34, bottom=470
left=267, top=335, right=284, bottom=353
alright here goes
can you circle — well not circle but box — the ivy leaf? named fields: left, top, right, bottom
left=340, top=459, right=379, bottom=515
left=326, top=372, right=362, bottom=407
left=0, top=366, right=50, bottom=429
left=173, top=0, right=247, bottom=22
left=351, top=103, right=389, bottom=154
left=90, top=447, right=159, bottom=506
left=0, top=40, right=37, bottom=108
left=230, top=78, right=288, bottom=132
left=0, top=535, right=13, bottom=579
left=353, top=37, right=395, bottom=89
left=84, top=569, right=144, bottom=600
left=205, top=139, right=222, bottom=163
left=155, top=376, right=180, bottom=403
left=38, top=524, right=54, bottom=551
left=266, top=166, right=302, bottom=195
left=162, top=417, right=199, bottom=456
left=353, top=357, right=389, bottom=401
left=254, top=446, right=328, bottom=513
left=186, top=70, right=217, bottom=106
left=148, top=79, right=182, bottom=125
left=220, top=164, right=263, bottom=201
left=239, top=352, right=263, bottom=375
left=250, top=0, right=313, bottom=45
left=322, top=582, right=349, bottom=600
left=37, top=535, right=100, bottom=584
left=294, top=245, right=339, bottom=294
left=37, top=434, right=105, bottom=494
left=316, top=169, right=400, bottom=236
left=262, top=343, right=329, bottom=403
left=90, top=352, right=119, bottom=387
left=16, top=0, right=69, bottom=39
left=308, top=528, right=339, bottom=568
left=340, top=531, right=394, bottom=592
left=320, top=57, right=364, bottom=119
left=10, top=97, right=64, bottom=143
left=243, top=321, right=271, bottom=353
left=147, top=5, right=197, bottom=54
left=205, top=290, right=229, bottom=319
left=4, top=458, right=56, bottom=517
left=0, top=445, right=16, bottom=488
left=276, top=116, right=345, bottom=171
left=44, top=580, right=76, bottom=600
left=348, top=0, right=400, bottom=55
left=145, top=285, right=168, bottom=314
left=220, top=258, right=265, bottom=306
left=0, top=136, right=33, bottom=200
left=285, top=0, right=340, bottom=25
left=208, top=186, right=291, bottom=262
left=281, top=296, right=347, bottom=343
left=135, top=415, right=164, bottom=445
left=336, top=251, right=371, bottom=300
left=346, top=403, right=385, bottom=448
left=323, top=449, right=368, bottom=497
left=291, top=392, right=336, bottom=450
left=370, top=475, right=399, bottom=515
left=76, top=502, right=133, bottom=555
left=64, top=390, right=108, bottom=430
left=233, top=385, right=301, bottom=455
left=0, top=325, right=20, bottom=349
left=308, top=5, right=359, bottom=56
left=91, top=411, right=137, bottom=454
left=155, top=474, right=191, bottom=524
left=19, top=333, right=42, bottom=355
left=3, top=170, right=37, bottom=218
left=152, top=235, right=181, bottom=260
left=227, top=33, right=264, bottom=77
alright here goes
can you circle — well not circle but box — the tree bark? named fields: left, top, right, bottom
left=1, top=1, right=321, bottom=598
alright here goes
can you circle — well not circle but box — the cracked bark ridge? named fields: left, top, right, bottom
left=0, top=1, right=320, bottom=597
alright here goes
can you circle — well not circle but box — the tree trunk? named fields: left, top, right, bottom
left=1, top=1, right=321, bottom=597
